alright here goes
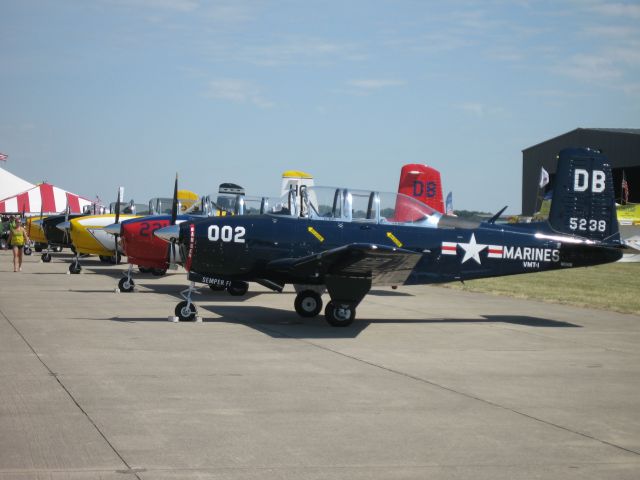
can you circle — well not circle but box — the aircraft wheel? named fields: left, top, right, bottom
left=209, top=284, right=226, bottom=291
left=23, top=246, right=32, bottom=256
left=138, top=266, right=151, bottom=274
left=69, top=262, right=81, bottom=274
left=99, top=255, right=111, bottom=263
left=227, top=281, right=249, bottom=296
left=42, top=253, right=52, bottom=263
left=175, top=301, right=197, bottom=321
left=294, top=290, right=323, bottom=318
left=151, top=269, right=166, bottom=276
left=35, top=245, right=43, bottom=253
left=324, top=302, right=355, bottom=327
left=0, top=239, right=7, bottom=250
left=118, top=277, right=135, bottom=292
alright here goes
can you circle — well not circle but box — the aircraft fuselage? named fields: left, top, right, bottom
left=183, top=214, right=621, bottom=287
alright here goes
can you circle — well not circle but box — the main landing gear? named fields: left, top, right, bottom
left=324, top=302, right=356, bottom=327
left=292, top=276, right=369, bottom=327
left=294, top=290, right=323, bottom=318
left=208, top=281, right=249, bottom=296
left=293, top=289, right=355, bottom=326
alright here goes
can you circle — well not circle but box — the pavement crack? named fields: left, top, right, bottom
left=0, top=308, right=142, bottom=480
left=257, top=323, right=640, bottom=458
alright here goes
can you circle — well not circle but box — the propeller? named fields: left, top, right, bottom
left=168, top=174, right=179, bottom=265
left=113, top=187, right=124, bottom=263
left=56, top=202, right=71, bottom=245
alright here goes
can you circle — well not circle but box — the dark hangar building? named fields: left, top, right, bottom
left=521, top=128, right=640, bottom=215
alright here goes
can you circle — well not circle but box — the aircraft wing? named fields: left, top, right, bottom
left=267, top=243, right=422, bottom=286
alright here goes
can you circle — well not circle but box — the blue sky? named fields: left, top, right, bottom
left=1, top=0, right=639, bottom=213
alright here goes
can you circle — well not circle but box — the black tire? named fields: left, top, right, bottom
left=35, top=244, right=43, bottom=253
left=118, top=277, right=135, bottom=292
left=151, top=269, right=167, bottom=276
left=42, top=253, right=52, bottom=263
left=294, top=290, right=323, bottom=318
left=69, top=262, right=81, bottom=274
left=23, top=246, right=32, bottom=256
left=227, top=281, right=249, bottom=296
left=324, top=301, right=355, bottom=327
left=0, top=239, right=7, bottom=250
left=209, top=284, right=226, bottom=291
left=99, top=255, right=111, bottom=263
left=138, top=266, right=151, bottom=274
left=175, top=301, right=197, bottom=321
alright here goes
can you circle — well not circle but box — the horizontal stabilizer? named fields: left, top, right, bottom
left=267, top=243, right=422, bottom=286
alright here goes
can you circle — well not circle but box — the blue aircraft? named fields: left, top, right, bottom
left=155, top=148, right=623, bottom=326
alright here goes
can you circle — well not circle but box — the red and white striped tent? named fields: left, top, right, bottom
left=0, top=182, right=94, bottom=214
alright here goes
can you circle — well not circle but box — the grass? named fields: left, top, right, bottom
left=443, top=263, right=640, bottom=315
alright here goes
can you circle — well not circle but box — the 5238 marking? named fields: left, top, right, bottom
left=208, top=225, right=246, bottom=243
left=569, top=217, right=606, bottom=233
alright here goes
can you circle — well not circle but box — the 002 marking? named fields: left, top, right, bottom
left=207, top=225, right=246, bottom=243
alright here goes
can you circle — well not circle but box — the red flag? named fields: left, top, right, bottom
left=622, top=170, right=629, bottom=204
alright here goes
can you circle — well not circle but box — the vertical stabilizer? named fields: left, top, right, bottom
left=397, top=164, right=445, bottom=214
left=281, top=171, right=314, bottom=197
left=548, top=148, right=619, bottom=243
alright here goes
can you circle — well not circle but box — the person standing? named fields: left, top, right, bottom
left=8, top=217, right=29, bottom=272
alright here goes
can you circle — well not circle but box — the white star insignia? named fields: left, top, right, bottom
left=458, top=233, right=487, bottom=264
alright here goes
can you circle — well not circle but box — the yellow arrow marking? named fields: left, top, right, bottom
left=307, top=226, right=325, bottom=242
left=386, top=231, right=403, bottom=247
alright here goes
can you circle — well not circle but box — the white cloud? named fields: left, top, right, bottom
left=108, top=0, right=199, bottom=12
left=589, top=2, right=640, bottom=18
left=203, top=3, right=255, bottom=23
left=208, top=37, right=365, bottom=67
left=205, top=79, right=274, bottom=108
left=347, top=79, right=406, bottom=90
left=455, top=102, right=505, bottom=118
left=553, top=53, right=624, bottom=82
left=457, top=102, right=486, bottom=117
left=342, top=79, right=406, bottom=97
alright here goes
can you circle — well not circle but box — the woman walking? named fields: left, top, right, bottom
left=8, top=217, right=29, bottom=272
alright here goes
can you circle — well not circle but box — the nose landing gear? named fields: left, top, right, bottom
left=174, top=281, right=198, bottom=321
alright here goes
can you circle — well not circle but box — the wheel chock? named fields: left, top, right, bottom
left=168, top=316, right=179, bottom=322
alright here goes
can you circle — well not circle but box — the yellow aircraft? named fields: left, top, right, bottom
left=617, top=203, right=640, bottom=226
left=60, top=189, right=198, bottom=274
left=532, top=198, right=640, bottom=226
left=26, top=214, right=49, bottom=250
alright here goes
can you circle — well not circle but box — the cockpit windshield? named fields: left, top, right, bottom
left=149, top=197, right=174, bottom=215
left=184, top=194, right=271, bottom=216
left=109, top=202, right=150, bottom=215
left=268, top=186, right=443, bottom=228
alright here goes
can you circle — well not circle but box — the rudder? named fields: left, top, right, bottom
left=397, top=164, right=445, bottom=214
left=548, top=147, right=619, bottom=243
